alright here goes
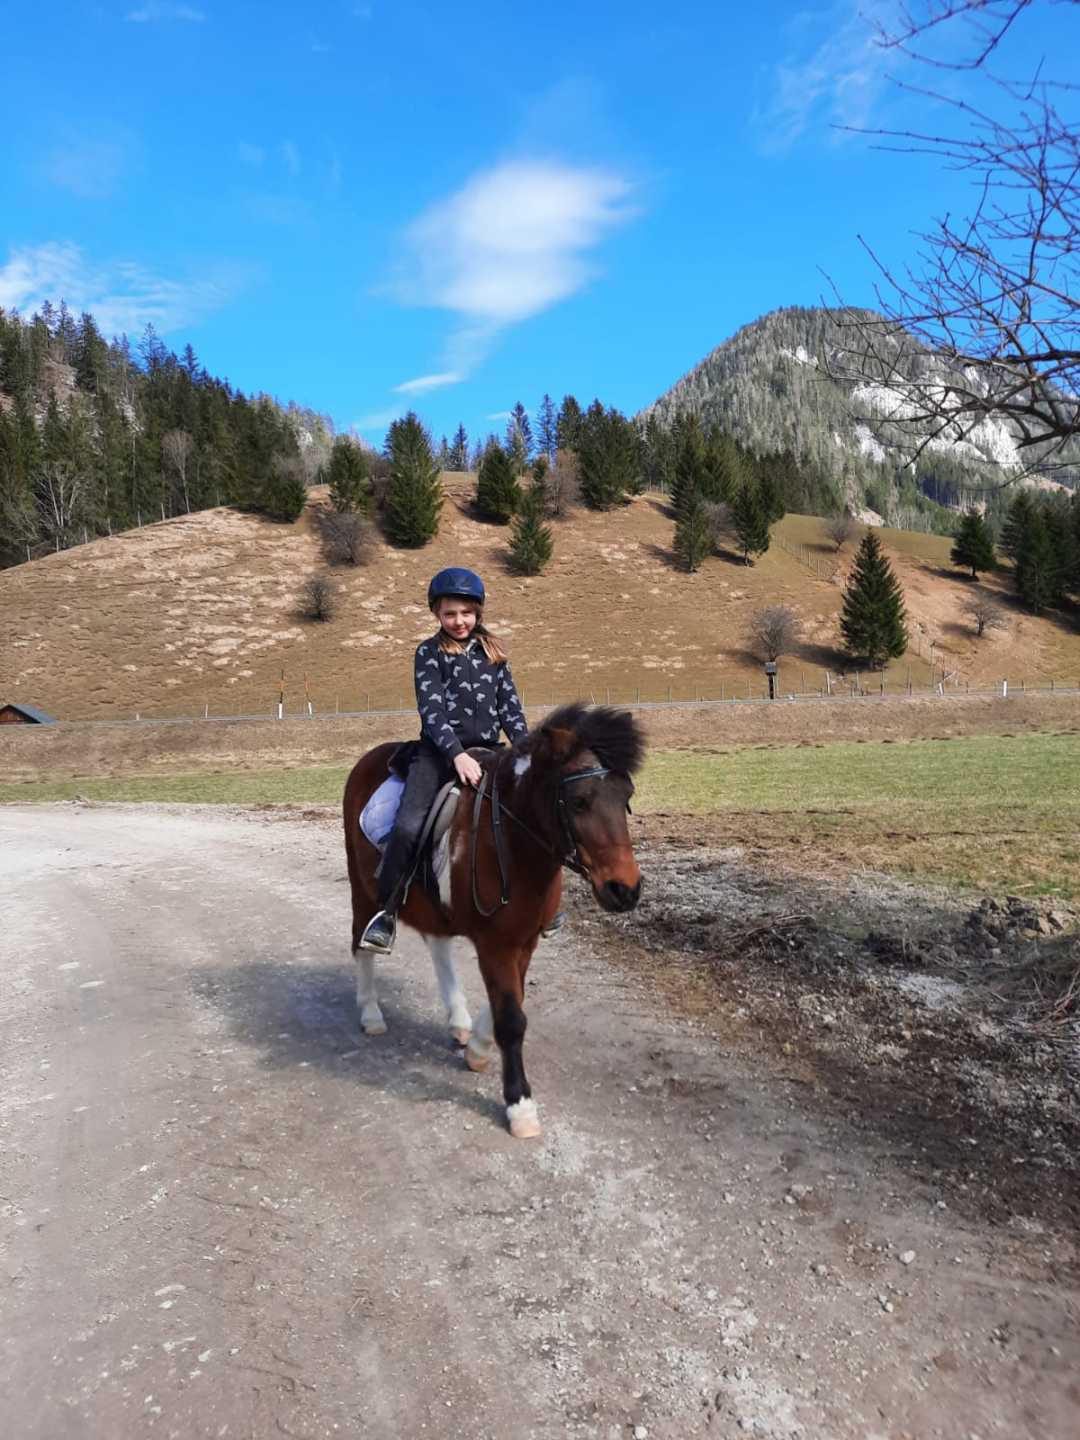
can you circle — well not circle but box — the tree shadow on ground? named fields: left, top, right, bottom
left=642, top=541, right=682, bottom=572
left=644, top=495, right=675, bottom=521
left=791, top=639, right=850, bottom=673
left=192, top=957, right=500, bottom=1125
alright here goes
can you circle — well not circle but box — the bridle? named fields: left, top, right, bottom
left=469, top=760, right=629, bottom=917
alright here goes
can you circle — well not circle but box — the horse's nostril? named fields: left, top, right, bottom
left=604, top=879, right=642, bottom=911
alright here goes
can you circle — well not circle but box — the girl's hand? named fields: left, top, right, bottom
left=454, top=753, right=483, bottom=789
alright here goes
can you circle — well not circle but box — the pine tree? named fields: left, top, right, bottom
left=671, top=415, right=707, bottom=514
left=325, top=436, right=372, bottom=514
left=1001, top=491, right=1035, bottom=562
left=702, top=430, right=743, bottom=505
left=556, top=395, right=584, bottom=450
left=476, top=444, right=520, bottom=522
left=840, top=531, right=909, bottom=668
left=756, top=464, right=786, bottom=525
left=508, top=482, right=554, bottom=574
left=537, top=393, right=557, bottom=459
left=577, top=403, right=636, bottom=509
left=950, top=510, right=996, bottom=578
left=1014, top=506, right=1061, bottom=613
left=674, top=493, right=711, bottom=572
left=642, top=415, right=676, bottom=493
left=508, top=402, right=532, bottom=464
left=731, top=481, right=771, bottom=564
left=264, top=460, right=308, bottom=522
left=384, top=412, right=442, bottom=546
left=449, top=423, right=469, bottom=471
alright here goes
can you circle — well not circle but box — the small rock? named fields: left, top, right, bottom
left=634, top=1428, right=649, bottom=1440
left=811, top=1263, right=827, bottom=1277
left=899, top=1250, right=916, bottom=1266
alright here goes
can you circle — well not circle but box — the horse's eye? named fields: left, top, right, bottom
left=572, top=795, right=590, bottom=813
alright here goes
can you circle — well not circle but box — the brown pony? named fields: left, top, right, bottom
left=343, top=704, right=645, bottom=1138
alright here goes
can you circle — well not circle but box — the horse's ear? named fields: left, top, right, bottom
left=539, top=724, right=577, bottom=758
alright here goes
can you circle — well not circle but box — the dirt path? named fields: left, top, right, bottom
left=2, top=804, right=1077, bottom=1439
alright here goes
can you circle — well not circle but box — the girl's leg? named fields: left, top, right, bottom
left=376, top=748, right=446, bottom=912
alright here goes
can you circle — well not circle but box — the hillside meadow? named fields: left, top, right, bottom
left=4, top=479, right=1079, bottom=722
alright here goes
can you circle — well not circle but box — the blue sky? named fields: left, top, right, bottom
left=1, top=1, right=1073, bottom=446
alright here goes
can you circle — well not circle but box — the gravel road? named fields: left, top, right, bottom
left=2, top=804, right=1077, bottom=1439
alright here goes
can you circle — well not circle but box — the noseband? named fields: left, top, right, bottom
left=470, top=761, right=625, bottom=917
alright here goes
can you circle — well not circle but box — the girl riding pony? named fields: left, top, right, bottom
left=359, top=567, right=528, bottom=952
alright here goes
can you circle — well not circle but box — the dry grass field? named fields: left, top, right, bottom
left=3, top=478, right=1079, bottom=723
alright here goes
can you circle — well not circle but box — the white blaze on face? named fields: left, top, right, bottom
left=513, top=755, right=531, bottom=778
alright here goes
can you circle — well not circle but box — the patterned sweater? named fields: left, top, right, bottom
left=414, top=633, right=528, bottom=760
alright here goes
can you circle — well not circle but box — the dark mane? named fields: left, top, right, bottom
left=526, top=702, right=646, bottom=775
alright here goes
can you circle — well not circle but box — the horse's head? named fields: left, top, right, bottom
left=524, top=703, right=645, bottom=914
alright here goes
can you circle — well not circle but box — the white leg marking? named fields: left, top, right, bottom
left=507, top=1097, right=542, bottom=1139
left=355, top=949, right=387, bottom=1036
left=425, top=936, right=472, bottom=1044
left=465, top=1003, right=493, bottom=1071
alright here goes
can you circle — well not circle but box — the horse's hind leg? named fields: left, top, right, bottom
left=425, top=935, right=472, bottom=1047
left=475, top=942, right=541, bottom=1139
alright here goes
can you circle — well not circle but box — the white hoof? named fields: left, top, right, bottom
left=464, top=1042, right=490, bottom=1073
left=507, top=1098, right=542, bottom=1140
left=360, top=1007, right=387, bottom=1036
left=450, top=1026, right=471, bottom=1048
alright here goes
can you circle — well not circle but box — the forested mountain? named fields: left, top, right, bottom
left=640, top=306, right=1078, bottom=529
left=0, top=303, right=333, bottom=568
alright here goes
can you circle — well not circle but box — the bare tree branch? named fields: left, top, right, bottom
left=825, top=0, right=1080, bottom=490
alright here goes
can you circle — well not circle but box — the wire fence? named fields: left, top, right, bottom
left=22, top=675, right=1080, bottom=728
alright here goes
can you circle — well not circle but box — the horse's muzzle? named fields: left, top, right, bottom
left=595, top=877, right=642, bottom=913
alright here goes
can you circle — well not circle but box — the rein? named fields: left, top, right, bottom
left=468, top=760, right=614, bottom=917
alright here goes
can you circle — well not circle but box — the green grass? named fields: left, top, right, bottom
left=4, top=733, right=1078, bottom=895
left=635, top=733, right=1078, bottom=818
left=0, top=766, right=352, bottom=807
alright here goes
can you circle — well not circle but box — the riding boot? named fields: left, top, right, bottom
left=360, top=858, right=412, bottom=953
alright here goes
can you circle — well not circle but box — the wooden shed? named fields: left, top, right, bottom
left=0, top=702, right=57, bottom=725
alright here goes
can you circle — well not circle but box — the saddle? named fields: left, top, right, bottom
left=361, top=741, right=502, bottom=914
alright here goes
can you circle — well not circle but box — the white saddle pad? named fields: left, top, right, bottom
left=360, top=775, right=405, bottom=849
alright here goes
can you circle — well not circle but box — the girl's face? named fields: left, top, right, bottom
left=435, top=598, right=479, bottom=642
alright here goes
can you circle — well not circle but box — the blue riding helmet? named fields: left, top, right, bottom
left=427, top=567, right=486, bottom=610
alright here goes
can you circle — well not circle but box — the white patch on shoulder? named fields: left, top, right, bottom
left=513, top=755, right=531, bottom=777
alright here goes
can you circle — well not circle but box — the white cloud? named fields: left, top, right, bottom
left=486, top=410, right=512, bottom=422
left=388, top=159, right=635, bottom=377
left=42, top=132, right=134, bottom=200
left=126, top=3, right=205, bottom=21
left=353, top=406, right=403, bottom=434
left=281, top=140, right=301, bottom=177
left=392, top=371, right=462, bottom=395
left=755, top=1, right=900, bottom=153
left=0, top=242, right=245, bottom=337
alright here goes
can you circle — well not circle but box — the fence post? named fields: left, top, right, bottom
left=1002, top=679, right=1008, bottom=698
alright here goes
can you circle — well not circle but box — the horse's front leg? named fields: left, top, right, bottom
left=424, top=935, right=472, bottom=1047
left=474, top=942, right=541, bottom=1139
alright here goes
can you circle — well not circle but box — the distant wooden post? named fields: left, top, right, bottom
left=277, top=668, right=285, bottom=720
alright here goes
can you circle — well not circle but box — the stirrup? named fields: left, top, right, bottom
left=541, top=910, right=566, bottom=939
left=359, top=910, right=397, bottom=953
